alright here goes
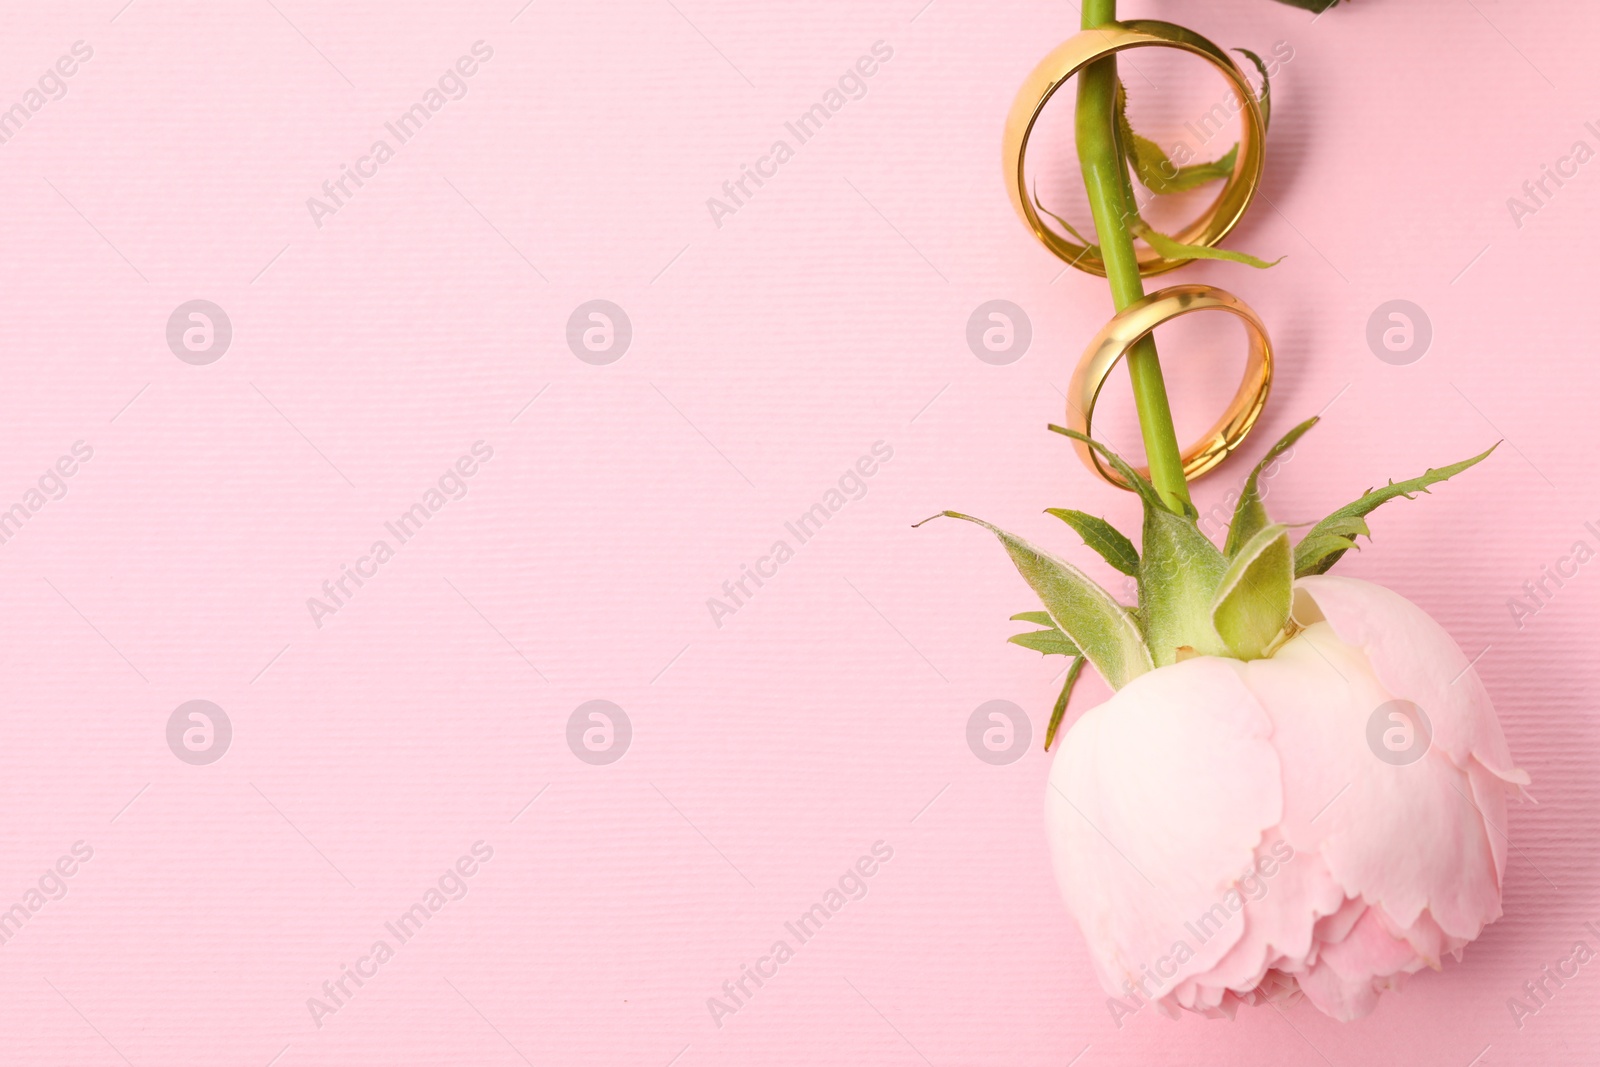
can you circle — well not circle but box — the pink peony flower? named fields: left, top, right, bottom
left=1046, top=574, right=1530, bottom=1022
left=930, top=416, right=1525, bottom=1020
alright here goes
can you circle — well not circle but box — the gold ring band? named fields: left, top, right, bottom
left=1003, top=20, right=1266, bottom=277
left=1067, top=283, right=1272, bottom=488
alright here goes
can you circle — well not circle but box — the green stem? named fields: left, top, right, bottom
left=1075, top=0, right=1191, bottom=512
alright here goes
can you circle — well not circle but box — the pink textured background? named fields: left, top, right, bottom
left=0, top=1, right=1594, bottom=1064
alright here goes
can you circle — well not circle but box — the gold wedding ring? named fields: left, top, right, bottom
left=1067, top=284, right=1272, bottom=488
left=1003, top=20, right=1266, bottom=276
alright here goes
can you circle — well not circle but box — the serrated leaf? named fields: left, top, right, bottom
left=926, top=511, right=1151, bottom=689
left=1294, top=444, right=1498, bottom=576
left=1288, top=516, right=1370, bottom=573
left=1224, top=416, right=1320, bottom=557
left=1009, top=627, right=1080, bottom=658
left=1010, top=611, right=1053, bottom=626
left=1009, top=610, right=1082, bottom=658
left=1212, top=523, right=1292, bottom=659
left=1116, top=72, right=1263, bottom=189
left=1045, top=425, right=1227, bottom=664
left=1233, top=48, right=1273, bottom=132
left=1045, top=655, right=1087, bottom=752
left=1126, top=131, right=1238, bottom=194
left=1046, top=508, right=1140, bottom=576
left=1292, top=532, right=1355, bottom=568
left=1117, top=79, right=1238, bottom=195
left=1314, top=515, right=1371, bottom=540
left=1112, top=80, right=1278, bottom=268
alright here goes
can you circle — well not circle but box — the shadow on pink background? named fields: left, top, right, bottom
left=0, top=1, right=1594, bottom=1064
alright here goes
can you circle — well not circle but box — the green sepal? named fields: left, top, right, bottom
left=1211, top=523, right=1293, bottom=659
left=1139, top=505, right=1231, bottom=664
left=1293, top=444, right=1498, bottom=577
left=1045, top=508, right=1140, bottom=576
left=922, top=511, right=1152, bottom=689
left=1045, top=655, right=1087, bottom=752
left=1045, top=424, right=1187, bottom=518
left=1047, top=426, right=1228, bottom=665
left=1224, top=416, right=1320, bottom=557
left=1291, top=515, right=1370, bottom=571
left=1008, top=626, right=1080, bottom=658
left=1009, top=611, right=1081, bottom=657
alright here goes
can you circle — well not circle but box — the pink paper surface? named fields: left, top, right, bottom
left=0, top=1, right=1594, bottom=1064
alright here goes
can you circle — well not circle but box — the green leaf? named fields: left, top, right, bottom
left=1224, top=416, right=1320, bottom=557
left=1131, top=219, right=1283, bottom=270
left=1292, top=523, right=1369, bottom=574
left=1111, top=80, right=1279, bottom=269
left=1317, top=515, right=1372, bottom=537
left=1045, top=508, right=1140, bottom=576
left=1293, top=444, right=1499, bottom=577
left=923, top=511, right=1152, bottom=689
left=1009, top=626, right=1080, bottom=658
left=1233, top=48, right=1273, bottom=132
left=1045, top=656, right=1087, bottom=752
left=1116, top=79, right=1239, bottom=195
left=1126, top=132, right=1238, bottom=194
left=1009, top=610, right=1081, bottom=658
left=1269, top=0, right=1341, bottom=11
left=1046, top=425, right=1228, bottom=665
left=1211, top=523, right=1293, bottom=659
left=1030, top=179, right=1095, bottom=248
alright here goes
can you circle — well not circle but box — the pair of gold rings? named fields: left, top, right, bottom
left=1005, top=20, right=1273, bottom=488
